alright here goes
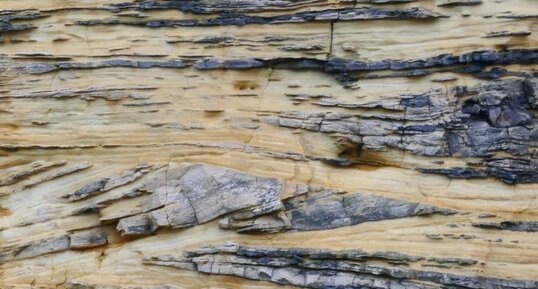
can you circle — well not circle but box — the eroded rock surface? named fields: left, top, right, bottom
left=220, top=187, right=456, bottom=233
left=115, top=163, right=283, bottom=235
left=271, top=77, right=538, bottom=183
left=144, top=243, right=538, bottom=289
left=1, top=0, right=538, bottom=288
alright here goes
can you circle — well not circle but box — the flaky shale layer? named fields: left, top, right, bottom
left=1, top=1, right=538, bottom=288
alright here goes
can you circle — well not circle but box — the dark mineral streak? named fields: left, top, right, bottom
left=144, top=243, right=538, bottom=289
left=220, top=188, right=456, bottom=233
left=76, top=7, right=446, bottom=27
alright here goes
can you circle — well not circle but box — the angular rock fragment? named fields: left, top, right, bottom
left=0, top=160, right=67, bottom=187
left=62, top=164, right=153, bottom=202
left=63, top=178, right=109, bottom=202
left=22, top=162, right=92, bottom=189
left=0, top=228, right=106, bottom=263
left=0, top=235, right=70, bottom=263
left=15, top=235, right=71, bottom=260
left=117, top=214, right=158, bottom=236
left=69, top=228, right=108, bottom=249
left=115, top=163, right=283, bottom=236
left=73, top=186, right=147, bottom=213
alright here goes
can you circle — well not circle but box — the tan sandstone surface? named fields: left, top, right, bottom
left=1, top=1, right=538, bottom=288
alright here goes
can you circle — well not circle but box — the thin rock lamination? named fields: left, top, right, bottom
left=144, top=243, right=538, bottom=289
left=219, top=187, right=456, bottom=233
left=271, top=77, right=538, bottom=184
left=75, top=7, right=446, bottom=27
left=1, top=0, right=538, bottom=288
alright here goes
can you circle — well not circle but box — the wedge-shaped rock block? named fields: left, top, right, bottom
left=0, top=227, right=109, bottom=263
left=220, top=188, right=456, bottom=233
left=116, top=163, right=283, bottom=236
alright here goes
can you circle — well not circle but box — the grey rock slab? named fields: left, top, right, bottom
left=69, top=228, right=108, bottom=249
left=145, top=243, right=538, bottom=289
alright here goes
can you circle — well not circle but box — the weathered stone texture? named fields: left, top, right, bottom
left=1, top=0, right=537, bottom=288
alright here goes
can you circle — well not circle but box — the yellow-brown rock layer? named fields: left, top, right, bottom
left=1, top=1, right=537, bottom=289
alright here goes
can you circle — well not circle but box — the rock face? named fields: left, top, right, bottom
left=1, top=1, right=538, bottom=289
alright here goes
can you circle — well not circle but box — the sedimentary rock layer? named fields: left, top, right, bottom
left=145, top=243, right=538, bottom=289
left=1, top=0, right=537, bottom=288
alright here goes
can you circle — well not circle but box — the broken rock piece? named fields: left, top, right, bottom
left=62, top=164, right=153, bottom=201
left=116, top=163, right=283, bottom=236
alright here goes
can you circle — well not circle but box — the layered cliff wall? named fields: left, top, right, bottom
left=1, top=1, right=538, bottom=288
